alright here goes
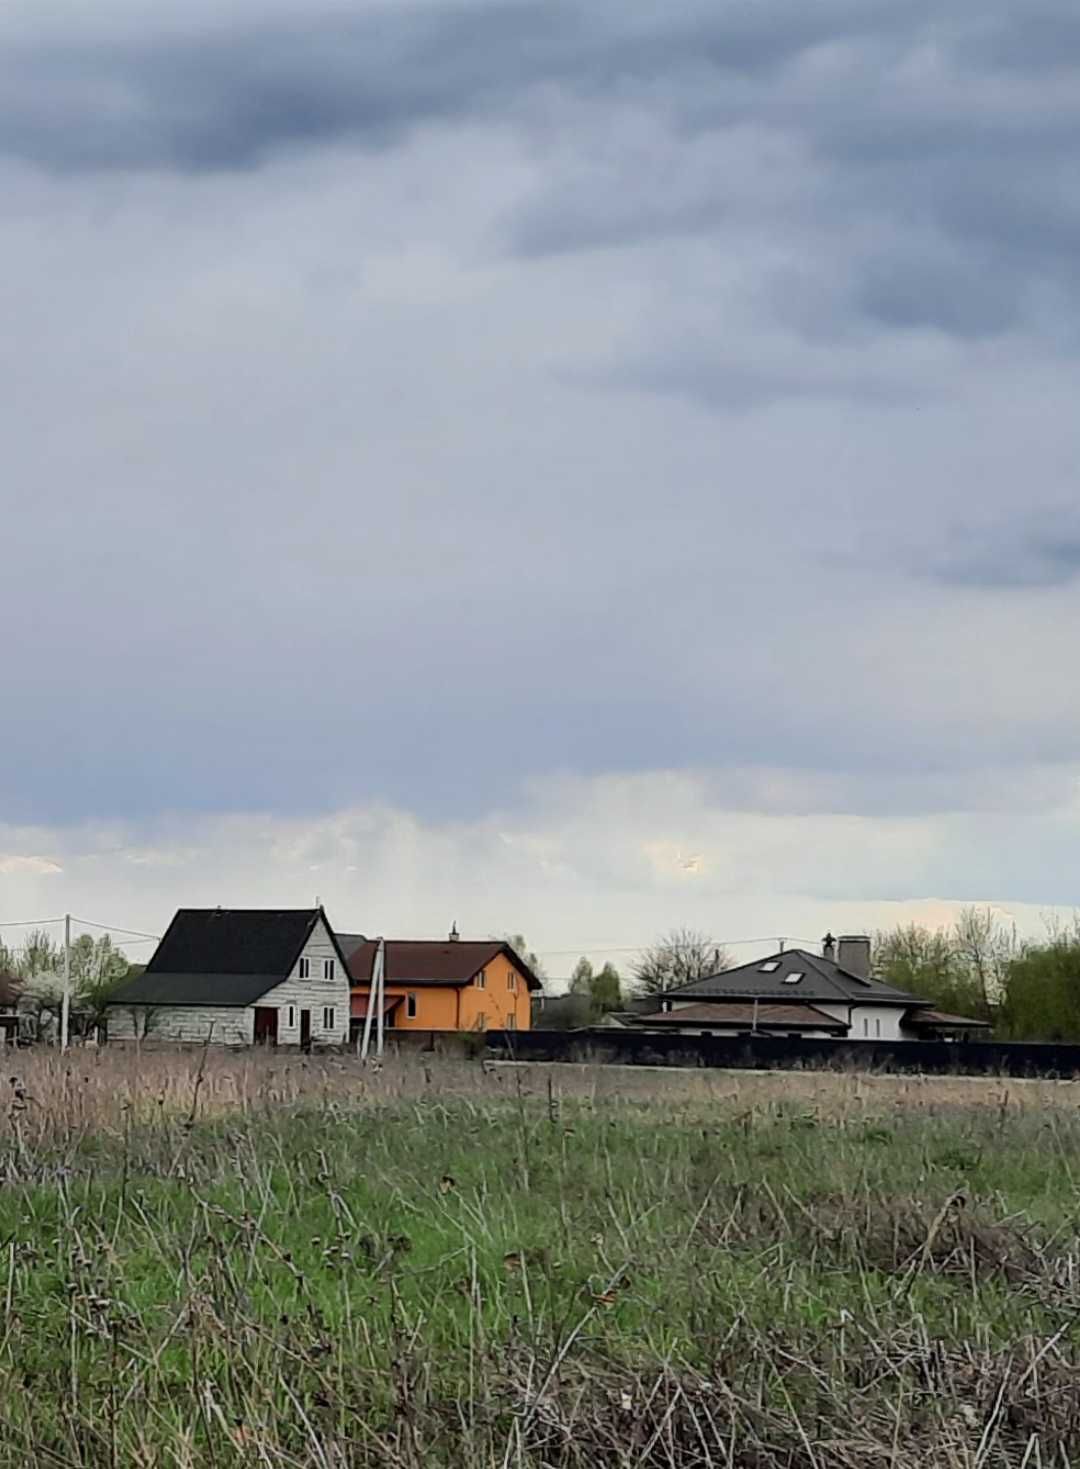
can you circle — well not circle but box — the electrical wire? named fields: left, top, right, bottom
left=0, top=917, right=65, bottom=929
left=69, top=917, right=162, bottom=941
left=533, top=935, right=821, bottom=959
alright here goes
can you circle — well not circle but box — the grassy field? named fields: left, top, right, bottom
left=2, top=1050, right=1080, bottom=1467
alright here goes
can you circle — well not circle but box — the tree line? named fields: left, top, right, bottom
left=874, top=908, right=1080, bottom=1041
left=0, top=929, right=140, bottom=1037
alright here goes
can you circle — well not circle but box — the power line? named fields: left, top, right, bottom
left=69, top=917, right=162, bottom=941
left=533, top=935, right=821, bottom=959
left=0, top=917, right=65, bottom=929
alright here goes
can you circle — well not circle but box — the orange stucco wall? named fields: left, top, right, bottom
left=353, top=952, right=533, bottom=1032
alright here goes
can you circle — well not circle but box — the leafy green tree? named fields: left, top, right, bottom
left=501, top=934, right=547, bottom=981
left=17, top=928, right=61, bottom=980
left=70, top=935, right=130, bottom=1026
left=997, top=923, right=1080, bottom=1040
left=872, top=923, right=986, bottom=1018
left=569, top=957, right=594, bottom=994
left=872, top=909, right=1016, bottom=1023
left=589, top=962, right=622, bottom=1015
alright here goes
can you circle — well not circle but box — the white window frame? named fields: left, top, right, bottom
left=323, top=958, right=335, bottom=981
left=406, top=992, right=418, bottom=1020
left=875, top=1017, right=881, bottom=1038
left=507, top=971, right=517, bottom=992
left=862, top=1017, right=869, bottom=1037
left=286, top=1005, right=295, bottom=1029
left=475, top=970, right=486, bottom=989
left=322, top=1006, right=335, bottom=1031
left=299, top=957, right=311, bottom=979
left=507, top=1013, right=517, bottom=1030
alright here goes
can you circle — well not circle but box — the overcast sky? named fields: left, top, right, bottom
left=2, top=0, right=1079, bottom=969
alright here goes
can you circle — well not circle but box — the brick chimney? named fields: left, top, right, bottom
left=837, top=934, right=871, bottom=979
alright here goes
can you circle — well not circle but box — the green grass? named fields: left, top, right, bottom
left=2, top=1070, right=1080, bottom=1465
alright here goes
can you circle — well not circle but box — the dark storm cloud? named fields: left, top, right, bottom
left=3, top=0, right=1080, bottom=852
left=4, top=0, right=1079, bottom=350
left=0, top=0, right=915, bottom=173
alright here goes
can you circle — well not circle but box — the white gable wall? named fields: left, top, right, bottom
left=814, top=1003, right=907, bottom=1041
left=260, top=915, right=349, bottom=1045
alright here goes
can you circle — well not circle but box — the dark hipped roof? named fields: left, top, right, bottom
left=108, top=908, right=347, bottom=1008
left=664, top=947, right=925, bottom=1008
left=340, top=937, right=543, bottom=992
left=635, top=1001, right=847, bottom=1033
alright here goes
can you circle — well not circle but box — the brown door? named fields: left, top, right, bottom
left=299, top=1009, right=312, bottom=1051
left=253, top=1007, right=278, bottom=1045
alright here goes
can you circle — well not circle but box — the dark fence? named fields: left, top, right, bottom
left=487, top=1028, right=1080, bottom=1078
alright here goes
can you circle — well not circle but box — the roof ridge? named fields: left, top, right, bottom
left=798, top=951, right=853, bottom=1000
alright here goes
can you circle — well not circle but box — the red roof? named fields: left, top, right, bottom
left=341, top=938, right=543, bottom=992
left=350, top=994, right=402, bottom=1020
left=634, top=1001, right=847, bottom=1032
left=907, top=1008, right=991, bottom=1029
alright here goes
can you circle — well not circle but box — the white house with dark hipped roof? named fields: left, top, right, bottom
left=106, top=908, right=351, bottom=1047
left=634, top=933, right=988, bottom=1041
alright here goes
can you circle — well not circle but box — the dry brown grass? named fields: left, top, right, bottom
left=2, top=1045, right=1076, bottom=1151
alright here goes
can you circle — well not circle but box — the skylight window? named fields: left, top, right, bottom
left=783, top=972, right=805, bottom=985
left=759, top=961, right=781, bottom=973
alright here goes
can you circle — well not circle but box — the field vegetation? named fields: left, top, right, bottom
left=1, top=1050, right=1080, bottom=1466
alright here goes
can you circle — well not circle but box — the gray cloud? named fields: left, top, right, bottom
left=923, top=517, right=1080, bottom=589
left=0, top=1, right=910, bottom=173
left=2, top=0, right=1080, bottom=934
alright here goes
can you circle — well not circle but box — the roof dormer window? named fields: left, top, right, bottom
left=759, top=961, right=781, bottom=973
left=783, top=972, right=804, bottom=985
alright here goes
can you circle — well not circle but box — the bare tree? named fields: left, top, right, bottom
left=125, top=1005, right=162, bottom=1041
left=631, top=928, right=730, bottom=996
left=952, top=906, right=1015, bottom=1013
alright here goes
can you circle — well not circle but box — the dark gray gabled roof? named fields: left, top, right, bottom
left=108, top=972, right=282, bottom=1007
left=107, top=907, right=349, bottom=1009
left=663, top=948, right=926, bottom=1008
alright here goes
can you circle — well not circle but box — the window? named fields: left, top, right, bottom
left=862, top=1017, right=869, bottom=1037
left=299, top=958, right=311, bottom=979
left=875, top=1017, right=881, bottom=1038
left=475, top=970, right=486, bottom=989
left=322, top=1006, right=335, bottom=1031
left=782, top=972, right=804, bottom=985
left=323, top=958, right=335, bottom=981
left=507, top=1013, right=517, bottom=1030
left=507, top=971, right=517, bottom=992
left=406, top=992, right=418, bottom=1020
left=759, top=961, right=781, bottom=973
left=286, top=1005, right=295, bottom=1029
left=476, top=1012, right=486, bottom=1028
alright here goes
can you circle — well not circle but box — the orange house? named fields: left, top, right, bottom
left=338, top=931, right=542, bottom=1035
